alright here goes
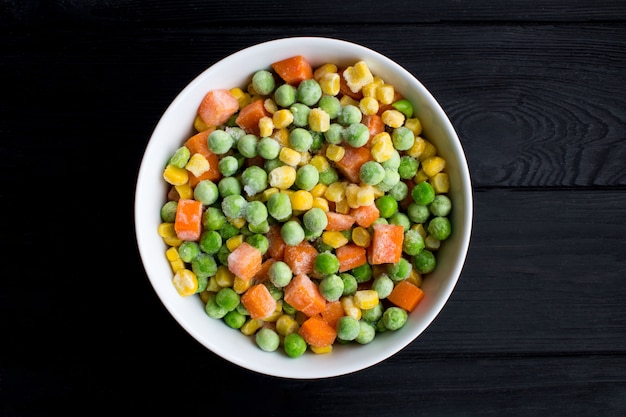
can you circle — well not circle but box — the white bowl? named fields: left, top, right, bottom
left=135, top=37, right=473, bottom=379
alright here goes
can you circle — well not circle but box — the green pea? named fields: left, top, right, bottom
left=202, top=207, right=226, bottom=230
left=389, top=180, right=409, bottom=201
left=359, top=161, right=386, bottom=185
left=375, top=195, right=398, bottom=218
left=372, top=274, right=394, bottom=299
left=392, top=126, right=415, bottom=151
left=264, top=158, right=284, bottom=172
left=336, top=316, right=360, bottom=341
left=392, top=99, right=414, bottom=118
left=244, top=200, right=268, bottom=226
left=338, top=104, right=362, bottom=125
left=169, top=146, right=190, bottom=168
left=319, top=273, right=344, bottom=302
left=267, top=192, right=292, bottom=222
left=343, top=123, right=369, bottom=147
left=412, top=249, right=436, bottom=274
left=241, top=165, right=268, bottom=196
left=324, top=123, right=344, bottom=145
left=398, top=156, right=419, bottom=179
left=290, top=103, right=311, bottom=127
left=207, top=129, right=234, bottom=154
left=310, top=130, right=324, bottom=151
left=251, top=69, right=275, bottom=95
left=407, top=202, right=431, bottom=224
left=248, top=219, right=270, bottom=234
left=295, top=164, right=319, bottom=191
left=411, top=181, right=436, bottom=205
left=218, top=155, right=239, bottom=177
left=377, top=168, right=401, bottom=192
left=428, top=216, right=452, bottom=241
left=355, top=320, right=376, bottom=344
left=223, top=310, right=246, bottom=329
left=221, top=194, right=247, bottom=219
left=218, top=176, right=241, bottom=198
left=302, top=207, right=328, bottom=233
left=381, top=149, right=401, bottom=170
left=246, top=233, right=269, bottom=255
left=389, top=212, right=411, bottom=232
left=160, top=200, right=178, bottom=222
left=351, top=263, right=372, bottom=283
left=205, top=294, right=228, bottom=319
left=382, top=306, right=408, bottom=330
left=314, top=252, right=340, bottom=276
left=296, top=79, right=322, bottom=106
left=237, top=134, right=258, bottom=158
left=215, top=287, right=240, bottom=311
left=361, top=302, right=383, bottom=323
left=429, top=195, right=452, bottom=217
left=257, top=137, right=281, bottom=160
left=387, top=257, right=412, bottom=281
left=318, top=166, right=339, bottom=185
left=256, top=328, right=280, bottom=352
left=196, top=275, right=208, bottom=293
left=281, top=220, right=305, bottom=246
left=283, top=332, right=307, bottom=358
left=340, top=273, right=358, bottom=296
left=199, top=230, right=222, bottom=255
left=289, top=127, right=313, bottom=152
left=216, top=244, right=231, bottom=265
left=318, top=95, right=341, bottom=119
left=178, top=241, right=200, bottom=263
left=274, top=83, right=297, bottom=107
left=219, top=222, right=240, bottom=239
left=226, top=126, right=246, bottom=142
left=268, top=260, right=293, bottom=288
left=191, top=253, right=217, bottom=279
left=403, top=229, right=425, bottom=256
left=193, top=180, right=219, bottom=205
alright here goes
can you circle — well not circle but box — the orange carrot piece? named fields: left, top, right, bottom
left=266, top=224, right=286, bottom=261
left=368, top=223, right=404, bottom=265
left=336, top=243, right=368, bottom=273
left=362, top=114, right=385, bottom=142
left=284, top=274, right=327, bottom=317
left=253, top=258, right=276, bottom=282
left=174, top=199, right=203, bottom=241
left=349, top=203, right=380, bottom=228
left=325, top=211, right=356, bottom=231
left=227, top=242, right=263, bottom=282
left=184, top=129, right=221, bottom=184
left=271, top=55, right=313, bottom=85
left=235, top=99, right=270, bottom=136
left=241, top=283, right=278, bottom=319
left=298, top=314, right=337, bottom=347
left=334, top=145, right=373, bottom=183
left=387, top=280, right=424, bottom=312
left=283, top=240, right=318, bottom=275
left=197, top=89, right=240, bottom=127
left=321, top=300, right=344, bottom=329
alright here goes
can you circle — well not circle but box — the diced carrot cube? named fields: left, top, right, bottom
left=284, top=274, right=327, bottom=317
left=227, top=242, right=263, bottom=282
left=367, top=223, right=404, bottom=265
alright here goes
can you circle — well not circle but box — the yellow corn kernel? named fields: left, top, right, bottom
left=199, top=290, right=211, bottom=304
left=339, top=95, right=359, bottom=107
left=163, top=235, right=182, bottom=247
left=230, top=87, right=251, bottom=109
left=376, top=84, right=395, bottom=105
left=158, top=222, right=177, bottom=239
left=310, top=345, right=333, bottom=354
left=343, top=60, right=374, bottom=93
left=258, top=116, right=274, bottom=138
left=319, top=72, right=340, bottom=96
left=352, top=226, right=371, bottom=247
left=172, top=269, right=198, bottom=297
left=345, top=183, right=361, bottom=208
left=354, top=289, right=380, bottom=310
left=215, top=265, right=235, bottom=288
left=414, top=169, right=429, bottom=184
left=309, top=183, right=328, bottom=198
left=335, top=198, right=350, bottom=214
left=174, top=183, right=193, bottom=200
left=273, top=109, right=294, bottom=129
left=422, top=156, right=446, bottom=177
left=404, top=117, right=423, bottom=136
left=276, top=314, right=300, bottom=336
left=324, top=181, right=346, bottom=202
left=381, top=109, right=405, bottom=128
left=429, top=172, right=450, bottom=194
left=370, top=135, right=395, bottom=163
left=206, top=276, right=221, bottom=292
left=279, top=147, right=301, bottom=166
left=322, top=230, right=349, bottom=248
left=185, top=153, right=210, bottom=177
left=233, top=276, right=252, bottom=294
left=194, top=115, right=210, bottom=132
left=169, top=258, right=185, bottom=273
left=419, top=139, right=438, bottom=161
left=411, top=223, right=428, bottom=239
left=406, top=268, right=423, bottom=287
left=312, top=197, right=329, bottom=212
left=261, top=187, right=280, bottom=202
left=309, top=155, right=330, bottom=173
left=313, top=63, right=338, bottom=80
left=362, top=78, right=384, bottom=98
left=298, top=151, right=312, bottom=166
left=325, top=144, right=345, bottom=162
left=356, top=186, right=376, bottom=207
left=264, top=300, right=284, bottom=322
left=246, top=82, right=257, bottom=95
left=290, top=190, right=313, bottom=211
left=229, top=217, right=247, bottom=229
left=341, top=295, right=362, bottom=320
left=425, top=234, right=441, bottom=251
left=272, top=127, right=290, bottom=147
left=370, top=184, right=385, bottom=198
left=165, top=246, right=180, bottom=262
left=264, top=98, right=278, bottom=114
left=308, top=108, right=330, bottom=132
left=268, top=165, right=297, bottom=189
left=226, top=234, right=245, bottom=252
left=359, top=96, right=380, bottom=116
left=163, top=164, right=189, bottom=186
left=240, top=318, right=263, bottom=336
left=406, top=136, right=427, bottom=159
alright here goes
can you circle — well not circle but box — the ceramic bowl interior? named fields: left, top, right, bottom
left=135, top=36, right=473, bottom=379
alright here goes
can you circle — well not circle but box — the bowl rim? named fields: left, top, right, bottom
left=135, top=36, right=473, bottom=379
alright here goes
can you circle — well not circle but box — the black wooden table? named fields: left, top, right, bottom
left=2, top=1, right=625, bottom=416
